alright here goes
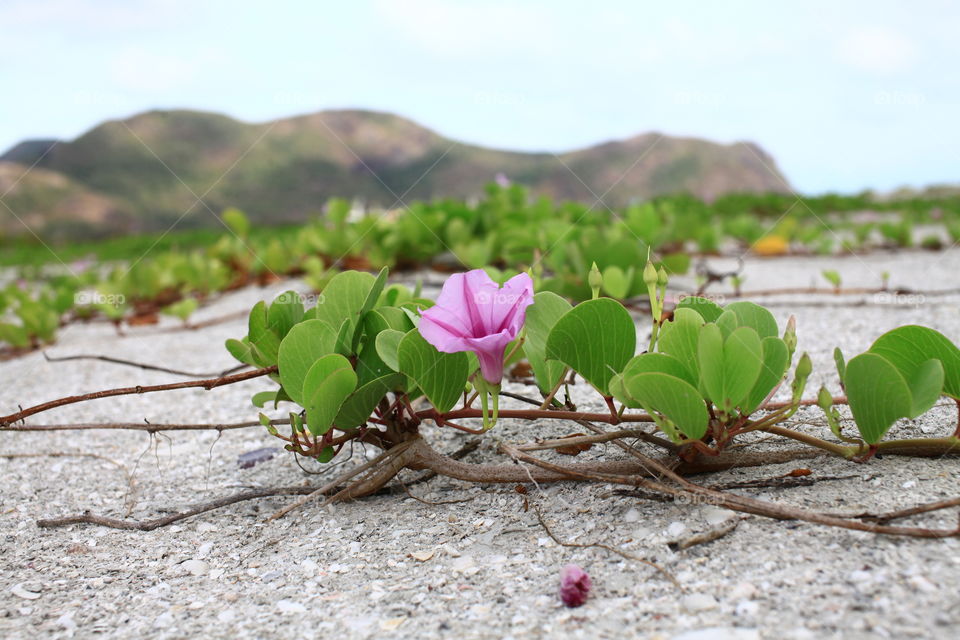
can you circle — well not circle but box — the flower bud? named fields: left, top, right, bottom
left=656, top=266, right=669, bottom=288
left=642, top=260, right=658, bottom=287
left=559, top=564, right=591, bottom=607
left=782, top=315, right=797, bottom=356
left=588, top=262, right=603, bottom=300
left=817, top=386, right=833, bottom=410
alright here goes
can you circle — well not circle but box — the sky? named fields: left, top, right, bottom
left=0, top=0, right=958, bottom=194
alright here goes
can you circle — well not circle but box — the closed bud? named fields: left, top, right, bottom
left=817, top=386, right=833, bottom=410
left=796, top=352, right=812, bottom=379
left=657, top=266, right=669, bottom=288
left=642, top=260, right=659, bottom=287
left=588, top=262, right=603, bottom=299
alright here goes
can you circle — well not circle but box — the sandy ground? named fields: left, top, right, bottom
left=1, top=251, right=959, bottom=640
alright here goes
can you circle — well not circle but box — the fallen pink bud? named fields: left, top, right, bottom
left=559, top=564, right=591, bottom=607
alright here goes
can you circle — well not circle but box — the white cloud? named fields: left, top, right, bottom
left=837, top=25, right=919, bottom=74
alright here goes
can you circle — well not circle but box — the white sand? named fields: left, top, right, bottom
left=2, top=251, right=959, bottom=640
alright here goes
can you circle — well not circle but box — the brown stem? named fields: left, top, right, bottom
left=0, top=366, right=277, bottom=426
left=499, top=443, right=960, bottom=538
left=37, top=487, right=317, bottom=531
left=0, top=419, right=289, bottom=432
left=42, top=351, right=247, bottom=379
left=422, top=407, right=654, bottom=425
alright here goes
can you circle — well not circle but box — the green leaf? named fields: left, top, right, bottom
left=267, top=291, right=305, bottom=339
left=715, top=309, right=739, bottom=339
left=277, top=319, right=338, bottom=405
left=845, top=353, right=943, bottom=444
left=833, top=347, right=846, bottom=381
left=673, top=296, right=723, bottom=323
left=742, top=337, right=789, bottom=414
left=308, top=270, right=376, bottom=336
left=658, top=307, right=705, bottom=384
left=869, top=325, right=960, bottom=399
left=724, top=301, right=779, bottom=338
left=545, top=298, right=636, bottom=395
left=303, top=354, right=358, bottom=435
left=601, top=266, right=632, bottom=299
left=375, top=329, right=406, bottom=372
left=622, top=352, right=698, bottom=388
left=398, top=330, right=469, bottom=412
left=698, top=325, right=763, bottom=414
left=656, top=253, right=691, bottom=275
left=251, top=391, right=277, bottom=408
left=524, top=292, right=573, bottom=393
left=621, top=372, right=709, bottom=440
left=336, top=373, right=406, bottom=428
left=248, top=301, right=282, bottom=366
left=225, top=337, right=257, bottom=367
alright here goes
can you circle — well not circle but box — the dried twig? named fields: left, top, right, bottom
left=532, top=504, right=680, bottom=589
left=36, top=487, right=317, bottom=531
left=267, top=440, right=417, bottom=521
left=668, top=519, right=741, bottom=551
left=0, top=366, right=277, bottom=426
left=43, top=351, right=247, bottom=378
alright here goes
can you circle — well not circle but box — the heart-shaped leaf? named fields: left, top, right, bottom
left=601, top=266, right=633, bottom=299
left=524, top=291, right=573, bottom=393
left=724, top=301, right=779, bottom=338
left=336, top=373, right=406, bottom=429
left=621, top=372, right=709, bottom=440
left=742, top=336, right=789, bottom=414
left=673, top=296, right=723, bottom=323
left=303, top=354, right=358, bottom=435
left=277, top=319, right=338, bottom=405
left=622, top=352, right=698, bottom=388
left=845, top=352, right=943, bottom=444
left=307, top=270, right=376, bottom=335
left=375, top=329, right=407, bottom=372
left=267, top=291, right=305, bottom=339
left=658, top=307, right=705, bottom=386
left=869, top=325, right=960, bottom=399
left=698, top=325, right=763, bottom=414
left=398, top=330, right=469, bottom=412
left=545, top=298, right=636, bottom=395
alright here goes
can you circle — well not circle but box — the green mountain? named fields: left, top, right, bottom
left=1, top=109, right=790, bottom=239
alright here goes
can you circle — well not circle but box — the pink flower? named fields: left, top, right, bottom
left=420, top=269, right=534, bottom=385
left=559, top=564, right=591, bottom=607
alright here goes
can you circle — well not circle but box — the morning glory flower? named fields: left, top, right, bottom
left=420, top=269, right=533, bottom=385
left=419, top=269, right=533, bottom=428
left=559, top=564, right=591, bottom=607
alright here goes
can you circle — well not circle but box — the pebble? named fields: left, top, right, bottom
left=667, top=522, right=687, bottom=537
left=728, top=583, right=757, bottom=600
left=181, top=560, right=209, bottom=576
left=680, top=593, right=718, bottom=613
left=702, top=507, right=736, bottom=526
left=277, top=599, right=307, bottom=613
left=11, top=583, right=41, bottom=600
left=735, top=600, right=759, bottom=617
left=624, top=508, right=641, bottom=523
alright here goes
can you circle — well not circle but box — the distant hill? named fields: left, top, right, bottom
left=0, top=109, right=790, bottom=239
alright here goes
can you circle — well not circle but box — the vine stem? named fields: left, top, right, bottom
left=497, top=443, right=960, bottom=538
left=0, top=366, right=277, bottom=427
